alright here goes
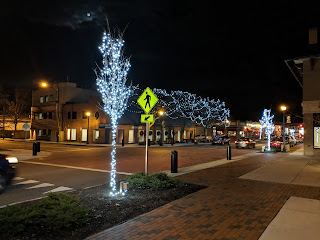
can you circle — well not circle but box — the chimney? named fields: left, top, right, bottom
left=309, top=27, right=318, bottom=45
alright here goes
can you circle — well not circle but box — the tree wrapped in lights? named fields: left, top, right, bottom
left=152, top=89, right=230, bottom=127
left=95, top=30, right=134, bottom=195
left=259, top=109, right=275, bottom=151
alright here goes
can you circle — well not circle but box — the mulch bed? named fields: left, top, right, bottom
left=3, top=182, right=205, bottom=240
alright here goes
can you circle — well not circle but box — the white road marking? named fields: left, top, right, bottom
left=13, top=180, right=39, bottom=185
left=12, top=177, right=25, bottom=181
left=43, top=186, right=73, bottom=194
left=22, top=160, right=132, bottom=175
left=26, top=183, right=55, bottom=189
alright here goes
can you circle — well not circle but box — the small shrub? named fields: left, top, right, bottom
left=125, top=172, right=184, bottom=189
left=0, top=193, right=90, bottom=236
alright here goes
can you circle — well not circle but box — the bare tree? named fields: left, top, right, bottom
left=7, top=88, right=31, bottom=130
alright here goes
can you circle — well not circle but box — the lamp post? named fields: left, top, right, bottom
left=41, top=81, right=60, bottom=142
left=159, top=110, right=164, bottom=146
left=86, top=112, right=90, bottom=144
left=281, top=105, right=287, bottom=152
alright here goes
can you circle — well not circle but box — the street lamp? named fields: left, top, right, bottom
left=86, top=112, right=90, bottom=144
left=281, top=105, right=287, bottom=152
left=159, top=110, right=164, bottom=146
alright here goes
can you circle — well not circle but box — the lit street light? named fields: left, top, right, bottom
left=86, top=112, right=91, bottom=144
left=281, top=105, right=287, bottom=152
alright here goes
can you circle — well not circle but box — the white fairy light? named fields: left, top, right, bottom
left=259, top=109, right=275, bottom=151
left=95, top=31, right=135, bottom=196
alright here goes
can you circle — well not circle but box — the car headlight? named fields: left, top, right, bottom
left=6, top=157, right=19, bottom=164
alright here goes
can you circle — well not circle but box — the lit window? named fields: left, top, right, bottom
left=38, top=129, right=42, bottom=136
left=39, top=113, right=43, bottom=119
left=40, top=96, right=44, bottom=103
left=45, top=96, right=49, bottom=102
left=94, top=130, right=100, bottom=140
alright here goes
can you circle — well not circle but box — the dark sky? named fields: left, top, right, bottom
left=1, top=1, right=317, bottom=121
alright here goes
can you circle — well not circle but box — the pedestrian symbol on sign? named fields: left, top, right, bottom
left=137, top=87, right=158, bottom=114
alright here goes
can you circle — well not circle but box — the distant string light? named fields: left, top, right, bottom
left=95, top=31, right=135, bottom=196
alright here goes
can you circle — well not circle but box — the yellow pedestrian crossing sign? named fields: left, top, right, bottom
left=141, top=114, right=154, bottom=123
left=137, top=87, right=158, bottom=114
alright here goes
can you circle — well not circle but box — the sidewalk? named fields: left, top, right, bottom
left=87, top=146, right=320, bottom=240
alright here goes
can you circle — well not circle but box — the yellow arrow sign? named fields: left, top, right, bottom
left=140, top=114, right=154, bottom=123
left=137, top=87, right=158, bottom=114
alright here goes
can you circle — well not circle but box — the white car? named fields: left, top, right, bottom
left=194, top=134, right=212, bottom=143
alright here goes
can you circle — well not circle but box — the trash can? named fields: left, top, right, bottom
left=171, top=150, right=178, bottom=173
left=227, top=145, right=231, bottom=160
left=36, top=141, right=41, bottom=152
left=33, top=142, right=37, bottom=156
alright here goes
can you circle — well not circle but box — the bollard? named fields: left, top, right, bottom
left=33, top=142, right=37, bottom=156
left=227, top=145, right=231, bottom=160
left=37, top=141, right=41, bottom=152
left=171, top=150, right=178, bottom=173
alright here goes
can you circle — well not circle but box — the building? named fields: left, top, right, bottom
left=285, top=27, right=320, bottom=155
left=31, top=82, right=200, bottom=144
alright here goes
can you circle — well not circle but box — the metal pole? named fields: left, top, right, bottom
left=24, top=131, right=27, bottom=150
left=87, top=116, right=89, bottom=144
left=283, top=112, right=286, bottom=152
left=145, top=122, right=149, bottom=175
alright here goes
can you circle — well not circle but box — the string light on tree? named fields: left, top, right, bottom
left=259, top=109, right=275, bottom=151
left=95, top=30, right=135, bottom=196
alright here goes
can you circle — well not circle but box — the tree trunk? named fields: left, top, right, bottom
left=110, top=118, right=118, bottom=193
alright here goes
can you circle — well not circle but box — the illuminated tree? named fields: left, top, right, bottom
left=153, top=89, right=230, bottom=128
left=259, top=109, right=275, bottom=151
left=95, top=29, right=134, bottom=196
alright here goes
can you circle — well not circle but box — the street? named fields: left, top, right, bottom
left=0, top=139, right=262, bottom=206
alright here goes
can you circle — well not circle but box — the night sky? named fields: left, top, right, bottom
left=1, top=1, right=318, bottom=122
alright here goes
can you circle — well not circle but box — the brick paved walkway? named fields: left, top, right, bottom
left=87, top=149, right=320, bottom=240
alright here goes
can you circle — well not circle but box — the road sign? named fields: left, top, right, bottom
left=137, top=87, right=158, bottom=114
left=141, top=114, right=154, bottom=123
left=22, top=123, right=30, bottom=132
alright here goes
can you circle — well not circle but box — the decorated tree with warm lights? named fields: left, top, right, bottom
left=259, top=109, right=275, bottom=151
left=95, top=30, right=134, bottom=195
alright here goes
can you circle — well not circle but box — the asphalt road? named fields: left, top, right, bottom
left=0, top=139, right=263, bottom=206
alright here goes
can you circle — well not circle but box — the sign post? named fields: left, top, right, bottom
left=22, top=122, right=30, bottom=150
left=137, top=87, right=158, bottom=175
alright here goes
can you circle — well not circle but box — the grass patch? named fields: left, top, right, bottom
left=125, top=172, right=185, bottom=189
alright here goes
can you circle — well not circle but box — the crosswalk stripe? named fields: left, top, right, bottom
left=12, top=177, right=25, bottom=181
left=13, top=180, right=39, bottom=185
left=43, top=186, right=73, bottom=194
left=26, top=183, right=55, bottom=189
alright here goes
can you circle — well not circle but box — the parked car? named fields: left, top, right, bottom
left=235, top=137, right=256, bottom=148
left=289, top=136, right=297, bottom=147
left=0, top=154, right=18, bottom=192
left=270, top=136, right=293, bottom=150
left=212, top=135, right=230, bottom=145
left=194, top=134, right=212, bottom=143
